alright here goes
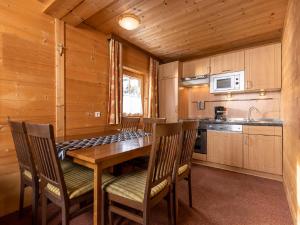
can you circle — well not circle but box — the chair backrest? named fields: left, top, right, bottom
left=179, top=121, right=198, bottom=167
left=8, top=120, right=37, bottom=180
left=121, top=117, right=140, bottom=132
left=26, top=123, right=67, bottom=200
left=142, top=118, right=167, bottom=133
left=144, top=122, right=182, bottom=202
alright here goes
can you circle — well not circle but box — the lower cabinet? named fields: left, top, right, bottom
left=206, top=126, right=283, bottom=176
left=243, top=133, right=282, bottom=175
left=207, top=130, right=243, bottom=167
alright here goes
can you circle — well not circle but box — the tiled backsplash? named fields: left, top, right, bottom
left=179, top=85, right=281, bottom=119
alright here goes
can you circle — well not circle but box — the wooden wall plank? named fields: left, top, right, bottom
left=55, top=19, right=66, bottom=137
left=281, top=0, right=300, bottom=224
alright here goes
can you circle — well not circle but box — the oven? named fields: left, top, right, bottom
left=210, top=71, right=245, bottom=93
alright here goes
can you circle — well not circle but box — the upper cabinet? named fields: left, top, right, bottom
left=210, top=50, right=245, bottom=75
left=182, top=57, right=210, bottom=78
left=159, top=61, right=182, bottom=79
left=245, top=43, right=282, bottom=91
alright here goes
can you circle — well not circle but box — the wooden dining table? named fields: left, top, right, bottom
left=56, top=130, right=152, bottom=225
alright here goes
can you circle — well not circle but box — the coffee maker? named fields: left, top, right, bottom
left=214, top=106, right=226, bottom=121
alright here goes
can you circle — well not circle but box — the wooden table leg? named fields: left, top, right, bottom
left=94, top=163, right=102, bottom=225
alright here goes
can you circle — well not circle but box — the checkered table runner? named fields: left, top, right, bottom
left=56, top=130, right=150, bottom=160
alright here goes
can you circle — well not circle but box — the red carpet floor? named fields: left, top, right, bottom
left=0, top=165, right=292, bottom=225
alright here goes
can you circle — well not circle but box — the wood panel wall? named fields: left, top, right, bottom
left=0, top=0, right=55, bottom=216
left=281, top=0, right=300, bottom=223
left=64, top=28, right=150, bottom=135
left=179, top=86, right=281, bottom=120
left=65, top=24, right=109, bottom=135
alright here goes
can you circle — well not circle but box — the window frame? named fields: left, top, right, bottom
left=122, top=69, right=144, bottom=117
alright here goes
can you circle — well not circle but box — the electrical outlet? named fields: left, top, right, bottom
left=95, top=112, right=101, bottom=117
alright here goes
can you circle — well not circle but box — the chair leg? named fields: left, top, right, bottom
left=41, top=192, right=47, bottom=225
left=108, top=201, right=113, bottom=225
left=32, top=183, right=39, bottom=225
left=188, top=173, right=192, bottom=208
left=62, top=205, right=69, bottom=225
left=143, top=207, right=150, bottom=225
left=19, top=176, right=25, bottom=217
left=167, top=191, right=174, bottom=225
left=173, top=183, right=178, bottom=225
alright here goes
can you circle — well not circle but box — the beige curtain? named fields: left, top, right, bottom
left=147, top=57, right=159, bottom=117
left=108, top=39, right=123, bottom=124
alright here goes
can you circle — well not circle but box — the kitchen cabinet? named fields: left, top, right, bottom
left=159, top=77, right=178, bottom=122
left=159, top=61, right=181, bottom=79
left=159, top=61, right=180, bottom=122
left=245, top=43, right=281, bottom=90
left=182, top=57, right=210, bottom=78
left=207, top=130, right=243, bottom=167
left=210, top=50, right=245, bottom=75
left=243, top=126, right=282, bottom=175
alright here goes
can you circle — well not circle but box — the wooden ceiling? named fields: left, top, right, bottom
left=42, top=0, right=288, bottom=61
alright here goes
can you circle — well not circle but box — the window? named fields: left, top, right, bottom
left=123, top=74, right=143, bottom=115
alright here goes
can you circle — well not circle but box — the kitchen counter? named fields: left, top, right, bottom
left=183, top=118, right=283, bottom=126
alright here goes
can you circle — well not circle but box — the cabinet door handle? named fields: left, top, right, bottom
left=249, top=81, right=253, bottom=89
left=222, top=69, right=231, bottom=73
left=246, top=81, right=253, bottom=89
left=244, top=135, right=249, bottom=145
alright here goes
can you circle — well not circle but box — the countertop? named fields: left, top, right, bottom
left=182, top=118, right=283, bottom=127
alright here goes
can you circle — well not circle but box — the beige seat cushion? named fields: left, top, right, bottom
left=105, top=170, right=168, bottom=203
left=178, top=164, right=189, bottom=176
left=47, top=165, right=115, bottom=199
left=60, top=159, right=76, bottom=172
left=23, top=160, right=77, bottom=181
left=23, top=169, right=33, bottom=180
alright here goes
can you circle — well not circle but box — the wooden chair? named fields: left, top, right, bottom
left=104, top=122, right=183, bottom=225
left=8, top=121, right=39, bottom=225
left=25, top=123, right=115, bottom=225
left=131, top=118, right=167, bottom=168
left=142, top=117, right=167, bottom=133
left=121, top=116, right=141, bottom=132
left=173, top=121, right=198, bottom=221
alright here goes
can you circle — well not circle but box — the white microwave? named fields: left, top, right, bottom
left=210, top=71, right=245, bottom=93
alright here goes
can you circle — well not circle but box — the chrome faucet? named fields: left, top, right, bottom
left=248, top=106, right=260, bottom=121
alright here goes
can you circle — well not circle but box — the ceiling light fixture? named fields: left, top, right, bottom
left=118, top=14, right=140, bottom=30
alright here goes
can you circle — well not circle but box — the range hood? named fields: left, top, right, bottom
left=180, top=75, right=210, bottom=87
